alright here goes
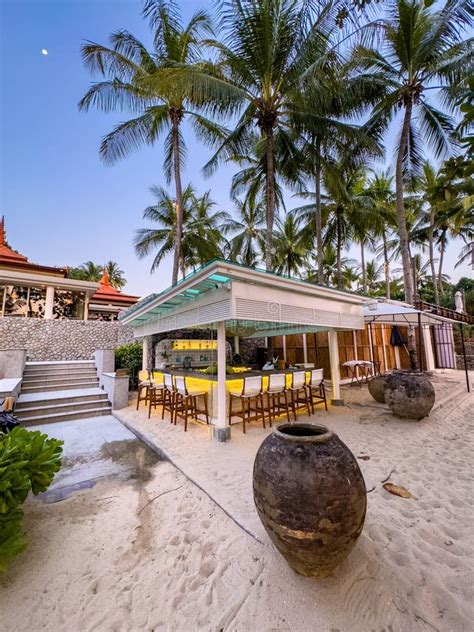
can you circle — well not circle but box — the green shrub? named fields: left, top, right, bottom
left=115, top=341, right=143, bottom=389
left=0, top=427, right=63, bottom=571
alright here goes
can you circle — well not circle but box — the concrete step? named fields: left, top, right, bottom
left=21, top=381, right=100, bottom=393
left=22, top=374, right=99, bottom=387
left=16, top=391, right=109, bottom=410
left=24, top=368, right=97, bottom=376
left=16, top=399, right=111, bottom=418
left=25, top=360, right=95, bottom=371
left=20, top=406, right=113, bottom=425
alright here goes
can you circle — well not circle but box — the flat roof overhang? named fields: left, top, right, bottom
left=363, top=301, right=462, bottom=327
left=0, top=269, right=99, bottom=297
left=120, top=260, right=366, bottom=337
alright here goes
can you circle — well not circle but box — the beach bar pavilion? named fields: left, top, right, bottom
left=120, top=260, right=367, bottom=440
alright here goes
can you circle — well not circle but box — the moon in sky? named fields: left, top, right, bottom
left=41, top=49, right=48, bottom=55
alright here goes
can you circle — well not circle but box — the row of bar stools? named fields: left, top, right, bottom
left=229, top=371, right=328, bottom=433
left=228, top=376, right=267, bottom=434
left=173, top=375, right=210, bottom=431
left=148, top=378, right=165, bottom=418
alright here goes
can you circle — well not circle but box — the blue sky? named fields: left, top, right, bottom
left=1, top=0, right=471, bottom=299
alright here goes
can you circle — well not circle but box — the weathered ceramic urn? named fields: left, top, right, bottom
left=384, top=371, right=435, bottom=420
left=253, top=423, right=367, bottom=578
left=368, top=374, right=389, bottom=403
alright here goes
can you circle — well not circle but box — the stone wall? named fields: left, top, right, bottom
left=0, top=317, right=137, bottom=361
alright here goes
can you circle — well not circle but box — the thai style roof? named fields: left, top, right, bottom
left=0, top=216, right=68, bottom=277
left=90, top=270, right=139, bottom=306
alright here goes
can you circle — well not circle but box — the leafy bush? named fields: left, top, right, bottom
left=0, top=427, right=63, bottom=571
left=115, top=341, right=143, bottom=389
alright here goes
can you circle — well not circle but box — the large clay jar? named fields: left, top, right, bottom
left=253, top=423, right=367, bottom=578
left=368, top=374, right=389, bottom=403
left=385, top=371, right=435, bottom=420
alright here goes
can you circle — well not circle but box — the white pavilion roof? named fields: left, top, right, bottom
left=120, top=259, right=366, bottom=337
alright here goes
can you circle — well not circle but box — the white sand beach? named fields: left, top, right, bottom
left=1, top=375, right=473, bottom=632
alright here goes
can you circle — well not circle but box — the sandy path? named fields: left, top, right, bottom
left=1, top=389, right=473, bottom=631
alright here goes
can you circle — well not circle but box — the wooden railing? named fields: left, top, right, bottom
left=414, top=300, right=474, bottom=325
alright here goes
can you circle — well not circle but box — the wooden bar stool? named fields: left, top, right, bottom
left=228, top=376, right=266, bottom=433
left=173, top=376, right=209, bottom=431
left=136, top=370, right=152, bottom=410
left=265, top=373, right=291, bottom=425
left=148, top=375, right=165, bottom=419
left=161, top=373, right=176, bottom=423
left=306, top=368, right=328, bottom=414
left=288, top=371, right=312, bottom=421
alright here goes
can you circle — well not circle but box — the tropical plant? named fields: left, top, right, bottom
left=134, top=184, right=228, bottom=275
left=353, top=0, right=472, bottom=365
left=115, top=342, right=143, bottom=389
left=79, top=0, right=224, bottom=285
left=0, top=427, right=63, bottom=571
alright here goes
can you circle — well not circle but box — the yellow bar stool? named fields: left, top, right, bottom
left=266, top=373, right=291, bottom=425
left=173, top=375, right=209, bottom=431
left=288, top=371, right=312, bottom=421
left=147, top=373, right=165, bottom=419
left=228, top=376, right=266, bottom=433
left=306, top=368, right=328, bottom=414
left=136, top=370, right=152, bottom=410
left=161, top=373, right=176, bottom=423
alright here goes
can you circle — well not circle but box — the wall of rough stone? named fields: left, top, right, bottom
left=0, top=317, right=137, bottom=361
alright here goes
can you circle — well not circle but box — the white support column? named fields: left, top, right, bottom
left=234, top=335, right=239, bottom=355
left=44, top=286, right=54, bottom=319
left=142, top=336, right=150, bottom=370
left=214, top=321, right=230, bottom=441
left=302, top=333, right=308, bottom=364
left=352, top=330, right=360, bottom=379
left=83, top=295, right=89, bottom=321
left=282, top=335, right=287, bottom=362
left=394, top=346, right=401, bottom=369
left=381, top=325, right=388, bottom=372
left=422, top=326, right=436, bottom=372
left=328, top=330, right=343, bottom=405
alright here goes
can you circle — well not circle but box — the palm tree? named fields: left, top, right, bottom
left=68, top=260, right=126, bottom=289
left=366, top=171, right=397, bottom=299
left=273, top=215, right=308, bottom=277
left=79, top=0, right=223, bottom=285
left=355, top=0, right=471, bottom=304
left=354, top=0, right=471, bottom=367
left=104, top=261, right=126, bottom=289
left=322, top=161, right=371, bottom=289
left=183, top=0, right=355, bottom=271
left=134, top=184, right=227, bottom=275
left=364, top=259, right=384, bottom=295
left=225, top=198, right=266, bottom=267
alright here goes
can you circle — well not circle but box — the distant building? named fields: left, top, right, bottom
left=0, top=216, right=139, bottom=320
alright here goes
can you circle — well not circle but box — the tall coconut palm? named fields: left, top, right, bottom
left=134, top=184, right=227, bottom=275
left=353, top=0, right=472, bottom=366
left=225, top=198, right=266, bottom=266
left=79, top=0, right=223, bottom=285
left=180, top=0, right=354, bottom=271
left=366, top=171, right=397, bottom=299
left=273, top=215, right=308, bottom=277
left=322, top=161, right=371, bottom=289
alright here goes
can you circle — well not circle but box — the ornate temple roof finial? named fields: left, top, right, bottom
left=0, top=216, right=5, bottom=246
left=100, top=267, right=111, bottom=287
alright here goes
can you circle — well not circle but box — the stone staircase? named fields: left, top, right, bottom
left=16, top=360, right=112, bottom=425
